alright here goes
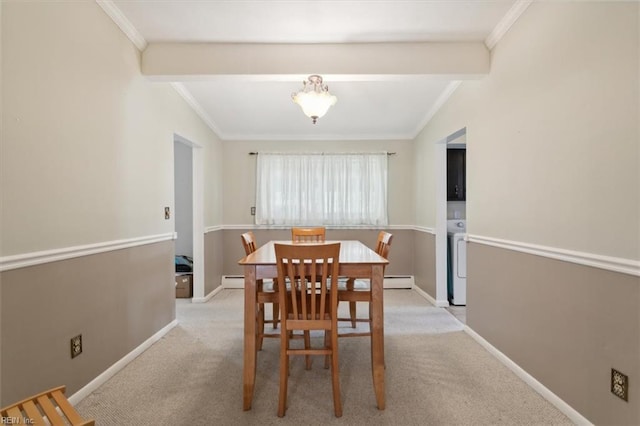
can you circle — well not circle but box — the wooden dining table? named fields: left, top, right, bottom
left=238, top=239, right=389, bottom=411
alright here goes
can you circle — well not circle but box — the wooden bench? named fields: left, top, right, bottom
left=0, top=385, right=94, bottom=426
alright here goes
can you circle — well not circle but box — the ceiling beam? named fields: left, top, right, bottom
left=141, top=42, right=489, bottom=80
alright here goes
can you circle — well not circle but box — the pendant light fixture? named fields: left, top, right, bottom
left=291, top=75, right=337, bottom=124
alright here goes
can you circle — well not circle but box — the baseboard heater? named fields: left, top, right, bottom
left=222, top=275, right=414, bottom=289
left=383, top=275, right=414, bottom=289
left=222, top=276, right=245, bottom=289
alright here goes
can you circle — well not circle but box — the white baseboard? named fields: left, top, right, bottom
left=412, top=284, right=450, bottom=307
left=410, top=286, right=590, bottom=424
left=222, top=275, right=415, bottom=289
left=192, top=285, right=224, bottom=303
left=464, top=325, right=593, bottom=426
left=68, top=319, right=178, bottom=406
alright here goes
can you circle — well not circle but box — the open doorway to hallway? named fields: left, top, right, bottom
left=174, top=139, right=194, bottom=299
left=172, top=133, right=205, bottom=301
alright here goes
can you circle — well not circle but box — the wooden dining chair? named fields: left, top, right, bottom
left=0, top=385, right=95, bottom=426
left=275, top=242, right=342, bottom=418
left=338, top=231, right=393, bottom=332
left=291, top=227, right=326, bottom=242
left=241, top=231, right=279, bottom=350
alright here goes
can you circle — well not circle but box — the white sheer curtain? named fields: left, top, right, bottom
left=255, top=152, right=388, bottom=226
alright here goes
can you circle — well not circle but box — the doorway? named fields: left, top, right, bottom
left=435, top=127, right=467, bottom=322
left=173, top=134, right=204, bottom=300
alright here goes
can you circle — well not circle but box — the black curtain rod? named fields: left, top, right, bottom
left=249, top=152, right=396, bottom=156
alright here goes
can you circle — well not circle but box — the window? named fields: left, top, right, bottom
left=255, top=152, right=388, bottom=226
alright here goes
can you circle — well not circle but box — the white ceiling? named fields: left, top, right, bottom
left=103, top=0, right=526, bottom=141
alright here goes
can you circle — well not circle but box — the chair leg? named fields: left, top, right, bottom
left=349, top=302, right=357, bottom=328
left=346, top=279, right=357, bottom=328
left=331, top=331, right=342, bottom=417
left=324, top=331, right=330, bottom=369
left=304, top=331, right=312, bottom=370
left=272, top=279, right=280, bottom=329
left=278, top=331, right=289, bottom=417
left=273, top=302, right=280, bottom=329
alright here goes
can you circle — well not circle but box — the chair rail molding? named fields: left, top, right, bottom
left=468, top=234, right=640, bottom=277
left=222, top=224, right=416, bottom=230
left=0, top=233, right=176, bottom=272
left=204, top=225, right=224, bottom=233
left=413, top=226, right=435, bottom=234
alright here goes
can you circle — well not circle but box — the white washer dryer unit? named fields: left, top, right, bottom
left=447, top=220, right=467, bottom=306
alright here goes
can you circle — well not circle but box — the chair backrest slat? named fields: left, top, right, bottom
left=21, top=401, right=44, bottom=426
left=241, top=231, right=258, bottom=255
left=291, top=227, right=326, bottom=242
left=375, top=231, right=393, bottom=259
left=275, top=243, right=339, bottom=323
left=36, top=395, right=64, bottom=426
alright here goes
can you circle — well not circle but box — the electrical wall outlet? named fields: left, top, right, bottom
left=611, top=368, right=628, bottom=401
left=164, top=207, right=171, bottom=219
left=70, top=334, right=83, bottom=358
left=250, top=206, right=256, bottom=216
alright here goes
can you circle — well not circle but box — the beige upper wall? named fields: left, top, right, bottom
left=222, top=139, right=415, bottom=225
left=414, top=1, right=639, bottom=260
left=0, top=1, right=224, bottom=256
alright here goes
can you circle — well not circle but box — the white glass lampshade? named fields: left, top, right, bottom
left=293, top=91, right=337, bottom=122
left=292, top=75, right=337, bottom=124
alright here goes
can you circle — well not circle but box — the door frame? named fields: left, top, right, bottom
left=174, top=133, right=204, bottom=300
left=435, top=127, right=466, bottom=306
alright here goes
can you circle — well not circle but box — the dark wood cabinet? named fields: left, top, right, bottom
left=447, top=148, right=466, bottom=201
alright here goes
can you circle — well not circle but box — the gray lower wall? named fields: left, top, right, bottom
left=222, top=228, right=414, bottom=277
left=2, top=229, right=636, bottom=425
left=204, top=230, right=224, bottom=295
left=413, top=231, right=436, bottom=296
left=467, top=242, right=639, bottom=425
left=0, top=241, right=175, bottom=405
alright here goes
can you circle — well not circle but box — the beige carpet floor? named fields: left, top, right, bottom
left=76, top=289, right=573, bottom=425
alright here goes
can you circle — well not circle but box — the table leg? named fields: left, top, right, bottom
left=243, top=266, right=257, bottom=410
left=370, top=264, right=385, bottom=410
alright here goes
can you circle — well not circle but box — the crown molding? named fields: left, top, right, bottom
left=412, top=0, right=533, bottom=137
left=96, top=0, right=147, bottom=51
left=484, top=0, right=533, bottom=50
left=170, top=83, right=223, bottom=136
left=96, top=1, right=223, bottom=138
left=412, top=80, right=461, bottom=139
